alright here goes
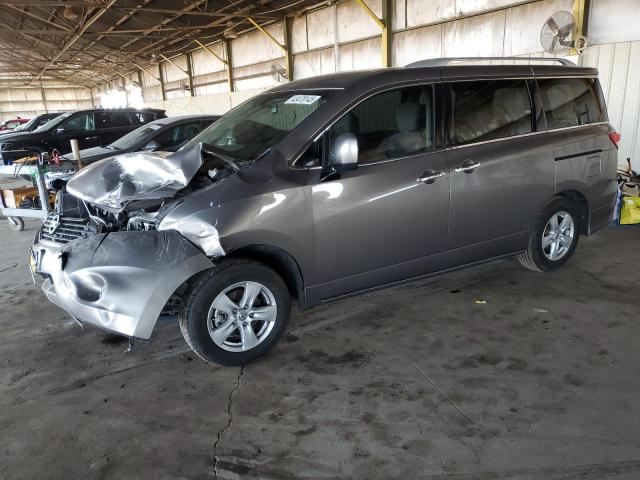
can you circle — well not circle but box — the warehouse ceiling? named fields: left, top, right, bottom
left=0, top=0, right=322, bottom=89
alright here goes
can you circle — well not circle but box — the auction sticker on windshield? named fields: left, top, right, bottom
left=285, top=95, right=321, bottom=105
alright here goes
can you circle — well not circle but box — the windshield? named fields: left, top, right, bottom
left=35, top=112, right=71, bottom=132
left=182, top=90, right=336, bottom=161
left=110, top=121, right=163, bottom=150
left=15, top=116, right=40, bottom=131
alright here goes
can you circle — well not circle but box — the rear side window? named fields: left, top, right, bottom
left=94, top=112, right=110, bottom=129
left=450, top=80, right=532, bottom=145
left=328, top=85, right=434, bottom=165
left=132, top=112, right=158, bottom=125
left=155, top=122, right=204, bottom=148
left=109, top=111, right=133, bottom=127
left=537, top=78, right=605, bottom=129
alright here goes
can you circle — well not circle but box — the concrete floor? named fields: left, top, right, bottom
left=1, top=218, right=640, bottom=480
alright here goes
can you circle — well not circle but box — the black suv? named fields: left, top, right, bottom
left=0, top=108, right=165, bottom=164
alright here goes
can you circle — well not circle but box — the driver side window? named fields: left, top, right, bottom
left=328, top=85, right=434, bottom=165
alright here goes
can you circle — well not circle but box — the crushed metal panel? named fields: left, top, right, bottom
left=66, top=145, right=205, bottom=211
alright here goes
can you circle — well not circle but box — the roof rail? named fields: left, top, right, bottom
left=406, top=57, right=576, bottom=68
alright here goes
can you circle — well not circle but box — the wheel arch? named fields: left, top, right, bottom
left=555, top=190, right=589, bottom=235
left=223, top=244, right=307, bottom=309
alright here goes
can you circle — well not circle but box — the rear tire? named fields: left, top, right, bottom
left=179, top=259, right=291, bottom=366
left=517, top=197, right=580, bottom=272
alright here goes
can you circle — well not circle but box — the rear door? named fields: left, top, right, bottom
left=536, top=77, right=614, bottom=233
left=97, top=111, right=134, bottom=145
left=310, top=83, right=451, bottom=300
left=444, top=78, right=555, bottom=266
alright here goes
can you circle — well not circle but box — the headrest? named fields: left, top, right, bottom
left=492, top=88, right=529, bottom=122
left=396, top=103, right=422, bottom=132
left=545, top=84, right=575, bottom=111
left=333, top=113, right=359, bottom=136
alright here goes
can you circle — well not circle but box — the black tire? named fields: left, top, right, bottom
left=516, top=197, right=580, bottom=272
left=179, top=259, right=291, bottom=366
left=7, top=217, right=24, bottom=232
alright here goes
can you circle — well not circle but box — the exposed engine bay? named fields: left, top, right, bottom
left=39, top=143, right=238, bottom=250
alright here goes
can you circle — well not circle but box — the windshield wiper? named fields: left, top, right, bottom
left=201, top=142, right=242, bottom=172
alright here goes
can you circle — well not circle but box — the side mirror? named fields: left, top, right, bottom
left=329, top=133, right=358, bottom=170
left=320, top=133, right=358, bottom=182
left=322, top=133, right=358, bottom=181
left=142, top=140, right=161, bottom=151
left=55, top=127, right=65, bottom=134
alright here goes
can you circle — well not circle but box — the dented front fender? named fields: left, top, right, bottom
left=36, top=230, right=213, bottom=339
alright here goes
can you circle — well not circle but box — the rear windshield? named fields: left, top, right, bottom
left=537, top=78, right=606, bottom=129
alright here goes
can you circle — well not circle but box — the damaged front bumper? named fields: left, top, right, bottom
left=33, top=230, right=213, bottom=339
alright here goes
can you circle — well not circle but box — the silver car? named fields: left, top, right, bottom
left=31, top=58, right=618, bottom=366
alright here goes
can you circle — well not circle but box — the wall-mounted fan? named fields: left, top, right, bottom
left=540, top=11, right=588, bottom=54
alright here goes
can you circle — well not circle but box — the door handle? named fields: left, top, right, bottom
left=455, top=160, right=480, bottom=173
left=417, top=170, right=446, bottom=184
left=84, top=136, right=98, bottom=140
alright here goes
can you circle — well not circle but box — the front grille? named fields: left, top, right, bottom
left=39, top=214, right=99, bottom=245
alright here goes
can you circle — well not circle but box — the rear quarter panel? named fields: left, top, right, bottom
left=551, top=123, right=617, bottom=232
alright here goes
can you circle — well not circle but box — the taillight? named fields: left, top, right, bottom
left=609, top=131, right=621, bottom=149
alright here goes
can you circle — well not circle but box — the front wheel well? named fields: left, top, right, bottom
left=222, top=245, right=305, bottom=307
left=556, top=190, right=589, bottom=234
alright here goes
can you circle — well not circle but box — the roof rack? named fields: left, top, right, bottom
left=406, top=57, right=576, bottom=68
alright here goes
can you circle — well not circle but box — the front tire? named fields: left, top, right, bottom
left=517, top=197, right=580, bottom=272
left=179, top=259, right=291, bottom=366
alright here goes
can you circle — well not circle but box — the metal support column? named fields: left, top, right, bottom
left=573, top=0, right=591, bottom=57
left=224, top=39, right=235, bottom=92
left=247, top=17, right=291, bottom=80
left=40, top=82, right=48, bottom=113
left=354, top=0, right=391, bottom=68
left=283, top=16, right=294, bottom=81
left=158, top=62, right=166, bottom=101
left=186, top=51, right=195, bottom=97
left=137, top=70, right=145, bottom=102
left=381, top=0, right=392, bottom=68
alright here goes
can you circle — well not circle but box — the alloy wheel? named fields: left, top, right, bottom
left=541, top=210, right=575, bottom=261
left=207, top=281, right=277, bottom=352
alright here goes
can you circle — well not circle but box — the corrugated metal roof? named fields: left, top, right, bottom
left=0, top=0, right=323, bottom=88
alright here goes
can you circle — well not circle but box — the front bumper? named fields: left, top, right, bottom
left=34, top=230, right=213, bottom=338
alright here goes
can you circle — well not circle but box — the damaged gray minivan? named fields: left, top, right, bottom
left=31, top=58, right=618, bottom=366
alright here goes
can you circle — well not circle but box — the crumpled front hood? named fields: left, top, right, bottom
left=66, top=144, right=204, bottom=211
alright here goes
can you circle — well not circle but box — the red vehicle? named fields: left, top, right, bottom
left=0, top=117, right=29, bottom=131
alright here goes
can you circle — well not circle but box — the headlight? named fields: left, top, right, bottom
left=127, top=212, right=158, bottom=231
